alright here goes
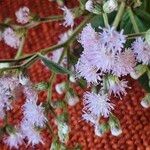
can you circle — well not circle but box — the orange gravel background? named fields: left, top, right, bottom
left=0, top=0, right=150, bottom=150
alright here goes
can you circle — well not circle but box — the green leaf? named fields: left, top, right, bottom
left=120, top=11, right=134, bottom=34
left=38, top=54, right=72, bottom=75
left=134, top=15, right=148, bottom=31
left=135, top=9, right=150, bottom=23
left=91, top=15, right=104, bottom=30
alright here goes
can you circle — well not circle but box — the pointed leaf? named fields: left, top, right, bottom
left=39, top=54, right=72, bottom=75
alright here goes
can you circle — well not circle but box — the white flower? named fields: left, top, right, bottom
left=103, top=0, right=118, bottom=14
left=4, top=132, right=23, bottom=149
left=110, top=127, right=122, bottom=136
left=55, top=82, right=66, bottom=95
left=82, top=112, right=99, bottom=125
left=112, top=49, right=136, bottom=76
left=100, top=27, right=126, bottom=54
left=15, top=7, right=30, bottom=24
left=3, top=28, right=20, bottom=49
left=21, top=120, right=43, bottom=146
left=75, top=54, right=102, bottom=84
left=85, top=0, right=94, bottom=12
left=83, top=92, right=114, bottom=118
left=62, top=6, right=74, bottom=27
left=23, top=100, right=47, bottom=127
left=132, top=37, right=150, bottom=65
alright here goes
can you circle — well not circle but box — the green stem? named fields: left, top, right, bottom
left=15, top=32, right=27, bottom=59
left=0, top=13, right=94, bottom=71
left=127, top=32, right=146, bottom=39
left=112, top=1, right=125, bottom=27
left=128, top=7, right=139, bottom=33
left=103, top=13, right=109, bottom=28
left=47, top=48, right=66, bottom=103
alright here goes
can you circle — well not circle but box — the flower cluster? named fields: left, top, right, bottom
left=76, top=24, right=136, bottom=84
left=2, top=75, right=47, bottom=148
left=76, top=24, right=138, bottom=136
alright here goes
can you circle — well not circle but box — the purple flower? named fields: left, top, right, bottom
left=100, top=27, right=126, bottom=54
left=83, top=92, right=114, bottom=118
left=132, top=37, right=150, bottom=65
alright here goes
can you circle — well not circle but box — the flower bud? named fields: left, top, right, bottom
left=103, top=0, right=118, bottom=14
left=69, top=75, right=76, bottom=83
left=110, top=126, right=122, bottom=136
left=66, top=92, right=79, bottom=106
left=85, top=0, right=93, bottom=12
left=0, top=63, right=9, bottom=69
left=130, top=65, right=147, bottom=79
left=109, top=114, right=122, bottom=136
left=55, top=82, right=66, bottom=94
left=140, top=93, right=150, bottom=108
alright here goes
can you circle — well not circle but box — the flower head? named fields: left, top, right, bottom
left=15, top=7, right=30, bottom=24
left=75, top=54, right=102, bottom=84
left=79, top=24, right=100, bottom=50
left=132, top=37, right=150, bottom=65
left=83, top=92, right=114, bottom=118
left=23, top=100, right=47, bottom=127
left=4, top=132, right=23, bottom=149
left=103, top=76, right=129, bottom=98
left=100, top=27, right=126, bottom=54
left=62, top=6, right=74, bottom=27
left=21, top=120, right=43, bottom=146
left=112, top=49, right=136, bottom=76
left=3, top=28, right=20, bottom=49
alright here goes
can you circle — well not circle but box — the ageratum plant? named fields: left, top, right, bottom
left=0, top=0, right=150, bottom=149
